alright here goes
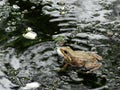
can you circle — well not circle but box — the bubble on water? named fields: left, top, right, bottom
left=117, top=67, right=120, bottom=70
left=107, top=31, right=114, bottom=36
left=101, top=75, right=107, bottom=78
left=11, top=22, right=16, bottom=25
left=5, top=27, right=11, bottom=32
left=31, top=6, right=36, bottom=10
left=104, top=85, right=109, bottom=89
left=26, top=27, right=32, bottom=31
left=21, top=82, right=40, bottom=90
left=57, top=1, right=65, bottom=6
left=5, top=27, right=16, bottom=32
left=12, top=5, right=20, bottom=10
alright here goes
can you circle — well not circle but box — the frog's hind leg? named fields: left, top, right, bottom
left=88, top=52, right=103, bottom=61
left=85, top=63, right=102, bottom=73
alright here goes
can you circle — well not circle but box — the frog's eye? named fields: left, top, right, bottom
left=64, top=50, right=68, bottom=54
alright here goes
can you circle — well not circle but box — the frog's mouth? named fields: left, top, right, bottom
left=57, top=47, right=64, bottom=57
left=57, top=47, right=72, bottom=63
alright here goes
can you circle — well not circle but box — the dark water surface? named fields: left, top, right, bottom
left=0, top=0, right=120, bottom=90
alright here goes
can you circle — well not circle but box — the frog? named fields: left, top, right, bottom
left=57, top=46, right=103, bottom=73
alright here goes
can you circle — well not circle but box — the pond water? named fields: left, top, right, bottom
left=0, top=0, right=120, bottom=90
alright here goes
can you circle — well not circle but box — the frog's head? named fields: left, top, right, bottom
left=57, top=46, right=74, bottom=63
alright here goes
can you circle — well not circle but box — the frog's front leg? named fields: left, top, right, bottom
left=85, top=63, right=102, bottom=73
left=60, top=63, right=69, bottom=71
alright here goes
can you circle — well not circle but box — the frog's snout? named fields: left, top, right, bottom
left=57, top=47, right=64, bottom=57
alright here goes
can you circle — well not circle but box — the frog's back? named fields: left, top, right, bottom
left=74, top=51, right=102, bottom=61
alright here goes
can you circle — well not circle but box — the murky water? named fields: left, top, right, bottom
left=0, top=0, right=120, bottom=90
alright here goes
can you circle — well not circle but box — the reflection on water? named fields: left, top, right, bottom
left=0, top=0, right=120, bottom=90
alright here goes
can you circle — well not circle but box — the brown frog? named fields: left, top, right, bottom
left=57, top=46, right=103, bottom=73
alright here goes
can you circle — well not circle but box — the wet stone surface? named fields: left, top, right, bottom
left=0, top=0, right=120, bottom=90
